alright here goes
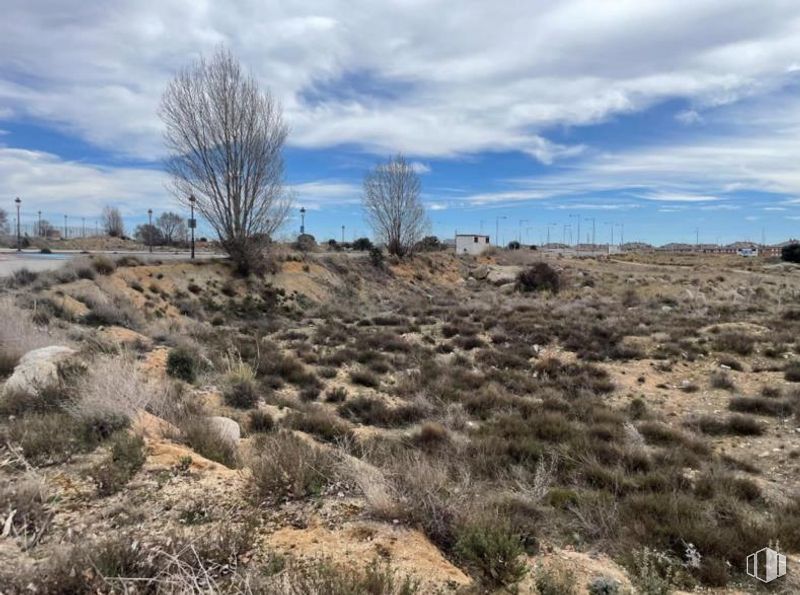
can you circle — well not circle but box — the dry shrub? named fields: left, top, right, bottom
left=69, top=355, right=163, bottom=423
left=90, top=432, right=147, bottom=496
left=728, top=396, right=794, bottom=417
left=179, top=416, right=239, bottom=468
left=285, top=406, right=353, bottom=443
left=248, top=431, right=337, bottom=501
left=0, top=298, right=55, bottom=377
left=515, top=262, right=560, bottom=294
left=0, top=476, right=52, bottom=548
left=338, top=396, right=425, bottom=428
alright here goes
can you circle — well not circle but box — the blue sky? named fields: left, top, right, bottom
left=2, top=1, right=800, bottom=245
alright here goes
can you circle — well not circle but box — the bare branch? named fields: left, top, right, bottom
left=362, top=154, right=429, bottom=257
left=160, top=46, right=292, bottom=273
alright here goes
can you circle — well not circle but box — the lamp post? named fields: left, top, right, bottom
left=147, top=209, right=153, bottom=253
left=518, top=219, right=528, bottom=243
left=300, top=207, right=306, bottom=235
left=37, top=210, right=42, bottom=237
left=341, top=225, right=345, bottom=243
left=64, top=214, right=68, bottom=239
left=189, top=194, right=196, bottom=259
left=569, top=214, right=581, bottom=250
left=495, top=216, right=506, bottom=247
left=585, top=217, right=596, bottom=247
left=14, top=197, right=21, bottom=252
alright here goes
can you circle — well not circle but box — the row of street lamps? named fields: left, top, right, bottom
left=9, top=195, right=198, bottom=259
left=478, top=215, right=625, bottom=248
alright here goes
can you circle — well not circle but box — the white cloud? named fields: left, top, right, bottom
left=290, top=180, right=361, bottom=209
left=675, top=109, right=703, bottom=125
left=3, top=0, right=800, bottom=162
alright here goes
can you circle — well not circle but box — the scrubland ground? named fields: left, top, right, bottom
left=1, top=249, right=799, bottom=594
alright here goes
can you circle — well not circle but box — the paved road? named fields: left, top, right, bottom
left=0, top=250, right=221, bottom=278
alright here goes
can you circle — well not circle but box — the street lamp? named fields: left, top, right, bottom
left=584, top=217, right=596, bottom=247
left=300, top=207, right=306, bottom=235
left=569, top=214, right=581, bottom=250
left=189, top=194, right=197, bottom=259
left=37, top=210, right=42, bottom=237
left=64, top=214, right=68, bottom=240
left=495, top=215, right=507, bottom=247
left=341, top=225, right=345, bottom=243
left=518, top=219, right=528, bottom=243
left=14, top=197, right=21, bottom=252
left=147, top=209, right=153, bottom=253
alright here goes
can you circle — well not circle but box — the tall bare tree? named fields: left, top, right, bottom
left=155, top=212, right=186, bottom=245
left=102, top=206, right=125, bottom=237
left=160, top=47, right=291, bottom=273
left=363, top=155, right=429, bottom=257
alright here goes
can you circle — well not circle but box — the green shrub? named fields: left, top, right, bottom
left=91, top=432, right=146, bottom=496
left=166, top=347, right=197, bottom=382
left=516, top=262, right=560, bottom=294
left=534, top=563, right=578, bottom=595
left=286, top=406, right=353, bottom=443
left=454, top=517, right=528, bottom=588
left=349, top=367, right=380, bottom=388
left=338, top=396, right=425, bottom=427
left=729, top=396, right=793, bottom=417
left=781, top=242, right=800, bottom=263
left=248, top=410, right=274, bottom=433
left=5, top=413, right=82, bottom=465
left=784, top=361, right=800, bottom=382
left=223, top=378, right=259, bottom=408
left=588, top=576, right=621, bottom=595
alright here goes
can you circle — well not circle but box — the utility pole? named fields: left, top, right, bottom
left=14, top=197, right=21, bottom=252
left=189, top=194, right=196, bottom=259
left=495, top=216, right=506, bottom=247
left=64, top=214, right=68, bottom=239
left=82, top=217, right=86, bottom=238
left=585, top=217, right=596, bottom=247
left=147, top=208, right=153, bottom=253
left=518, top=219, right=528, bottom=243
left=695, top=228, right=700, bottom=249
left=619, top=223, right=624, bottom=247
left=605, top=222, right=614, bottom=247
left=37, top=210, right=42, bottom=236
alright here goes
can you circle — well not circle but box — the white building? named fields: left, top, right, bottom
left=455, top=234, right=491, bottom=255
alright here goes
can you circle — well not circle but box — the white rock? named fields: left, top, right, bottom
left=2, top=346, right=76, bottom=397
left=209, top=416, right=241, bottom=443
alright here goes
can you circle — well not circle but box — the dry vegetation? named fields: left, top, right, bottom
left=1, top=249, right=799, bottom=593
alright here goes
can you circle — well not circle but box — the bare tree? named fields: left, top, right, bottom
left=0, top=208, right=8, bottom=235
left=102, top=206, right=125, bottom=237
left=160, top=47, right=292, bottom=273
left=155, top=212, right=186, bottom=246
left=363, top=155, right=429, bottom=257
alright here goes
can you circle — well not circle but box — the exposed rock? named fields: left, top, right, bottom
left=2, top=346, right=77, bottom=397
left=487, top=267, right=520, bottom=286
left=471, top=265, right=489, bottom=280
left=209, top=416, right=241, bottom=443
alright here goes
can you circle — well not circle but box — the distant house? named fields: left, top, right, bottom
left=455, top=234, right=491, bottom=255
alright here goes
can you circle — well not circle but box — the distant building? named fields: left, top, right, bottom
left=455, top=234, right=491, bottom=255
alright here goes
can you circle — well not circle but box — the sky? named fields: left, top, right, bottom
left=2, top=1, right=800, bottom=245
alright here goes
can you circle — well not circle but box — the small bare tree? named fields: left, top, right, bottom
left=155, top=212, right=186, bottom=246
left=160, top=47, right=292, bottom=273
left=102, top=206, right=125, bottom=237
left=363, top=155, right=429, bottom=257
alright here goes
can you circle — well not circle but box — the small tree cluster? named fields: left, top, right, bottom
left=782, top=242, right=800, bottom=263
